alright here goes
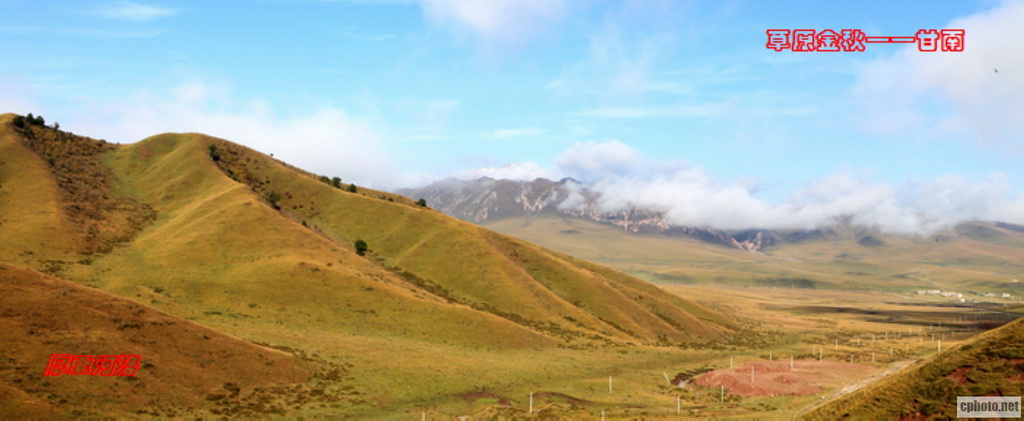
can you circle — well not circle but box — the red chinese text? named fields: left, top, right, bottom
left=766, top=29, right=965, bottom=52
left=44, top=354, right=143, bottom=377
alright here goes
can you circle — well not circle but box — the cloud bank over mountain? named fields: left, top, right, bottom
left=457, top=140, right=1024, bottom=235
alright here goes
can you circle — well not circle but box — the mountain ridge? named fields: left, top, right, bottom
left=0, top=112, right=749, bottom=416
left=400, top=176, right=1024, bottom=253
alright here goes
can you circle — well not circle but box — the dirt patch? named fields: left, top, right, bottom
left=694, top=360, right=875, bottom=397
left=898, top=412, right=930, bottom=421
left=532, top=391, right=589, bottom=405
left=945, top=367, right=972, bottom=386
left=461, top=392, right=511, bottom=406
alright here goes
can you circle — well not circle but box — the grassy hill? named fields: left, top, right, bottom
left=804, top=317, right=1023, bottom=420
left=483, top=215, right=1024, bottom=296
left=0, top=262, right=321, bottom=418
left=0, top=112, right=741, bottom=417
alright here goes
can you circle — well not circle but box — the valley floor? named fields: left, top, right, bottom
left=367, top=285, right=1020, bottom=419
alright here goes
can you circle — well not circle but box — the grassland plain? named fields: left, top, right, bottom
left=484, top=214, right=1024, bottom=296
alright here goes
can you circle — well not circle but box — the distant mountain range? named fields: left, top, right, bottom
left=400, top=177, right=843, bottom=252
left=402, top=177, right=1024, bottom=295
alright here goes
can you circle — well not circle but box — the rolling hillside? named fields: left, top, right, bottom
left=0, top=262, right=320, bottom=418
left=0, top=112, right=738, bottom=417
left=804, top=317, right=1023, bottom=420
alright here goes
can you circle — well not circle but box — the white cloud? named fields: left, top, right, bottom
left=544, top=4, right=690, bottom=103
left=456, top=140, right=1024, bottom=234
left=489, top=127, right=547, bottom=138
left=555, top=140, right=641, bottom=179
left=420, top=0, right=570, bottom=48
left=0, top=25, right=166, bottom=39
left=454, top=161, right=562, bottom=181
left=62, top=81, right=401, bottom=189
left=575, top=103, right=731, bottom=119
left=94, top=1, right=179, bottom=22
left=587, top=165, right=1024, bottom=234
left=852, top=0, right=1024, bottom=153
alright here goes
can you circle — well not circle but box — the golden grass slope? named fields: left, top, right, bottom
left=196, top=136, right=734, bottom=344
left=0, top=116, right=731, bottom=346
left=804, top=317, right=1023, bottom=420
left=77, top=132, right=558, bottom=349
left=0, top=114, right=79, bottom=266
left=0, top=114, right=741, bottom=417
left=0, top=262, right=316, bottom=418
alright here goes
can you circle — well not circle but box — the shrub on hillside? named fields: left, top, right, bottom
left=30, top=114, right=44, bottom=126
left=347, top=184, right=357, bottom=193
left=331, top=177, right=341, bottom=188
left=416, top=198, right=427, bottom=207
left=354, top=239, right=368, bottom=256
left=265, top=191, right=281, bottom=209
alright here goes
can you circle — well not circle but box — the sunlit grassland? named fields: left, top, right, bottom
left=0, top=114, right=79, bottom=265
left=485, top=215, right=1024, bottom=296
left=660, top=285, right=1019, bottom=419
left=31, top=131, right=735, bottom=417
left=4, top=116, right=1019, bottom=419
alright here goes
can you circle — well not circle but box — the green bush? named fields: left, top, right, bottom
left=347, top=184, right=357, bottom=193
left=331, top=177, right=341, bottom=188
left=354, top=239, right=368, bottom=256
left=265, top=191, right=281, bottom=209
left=416, top=198, right=427, bottom=207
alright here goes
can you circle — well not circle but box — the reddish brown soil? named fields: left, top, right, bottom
left=462, top=392, right=512, bottom=405
left=897, top=412, right=930, bottom=421
left=0, top=263, right=315, bottom=417
left=694, top=360, right=875, bottom=397
left=945, top=367, right=972, bottom=386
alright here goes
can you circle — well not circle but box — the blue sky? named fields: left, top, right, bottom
left=2, top=0, right=1022, bottom=232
